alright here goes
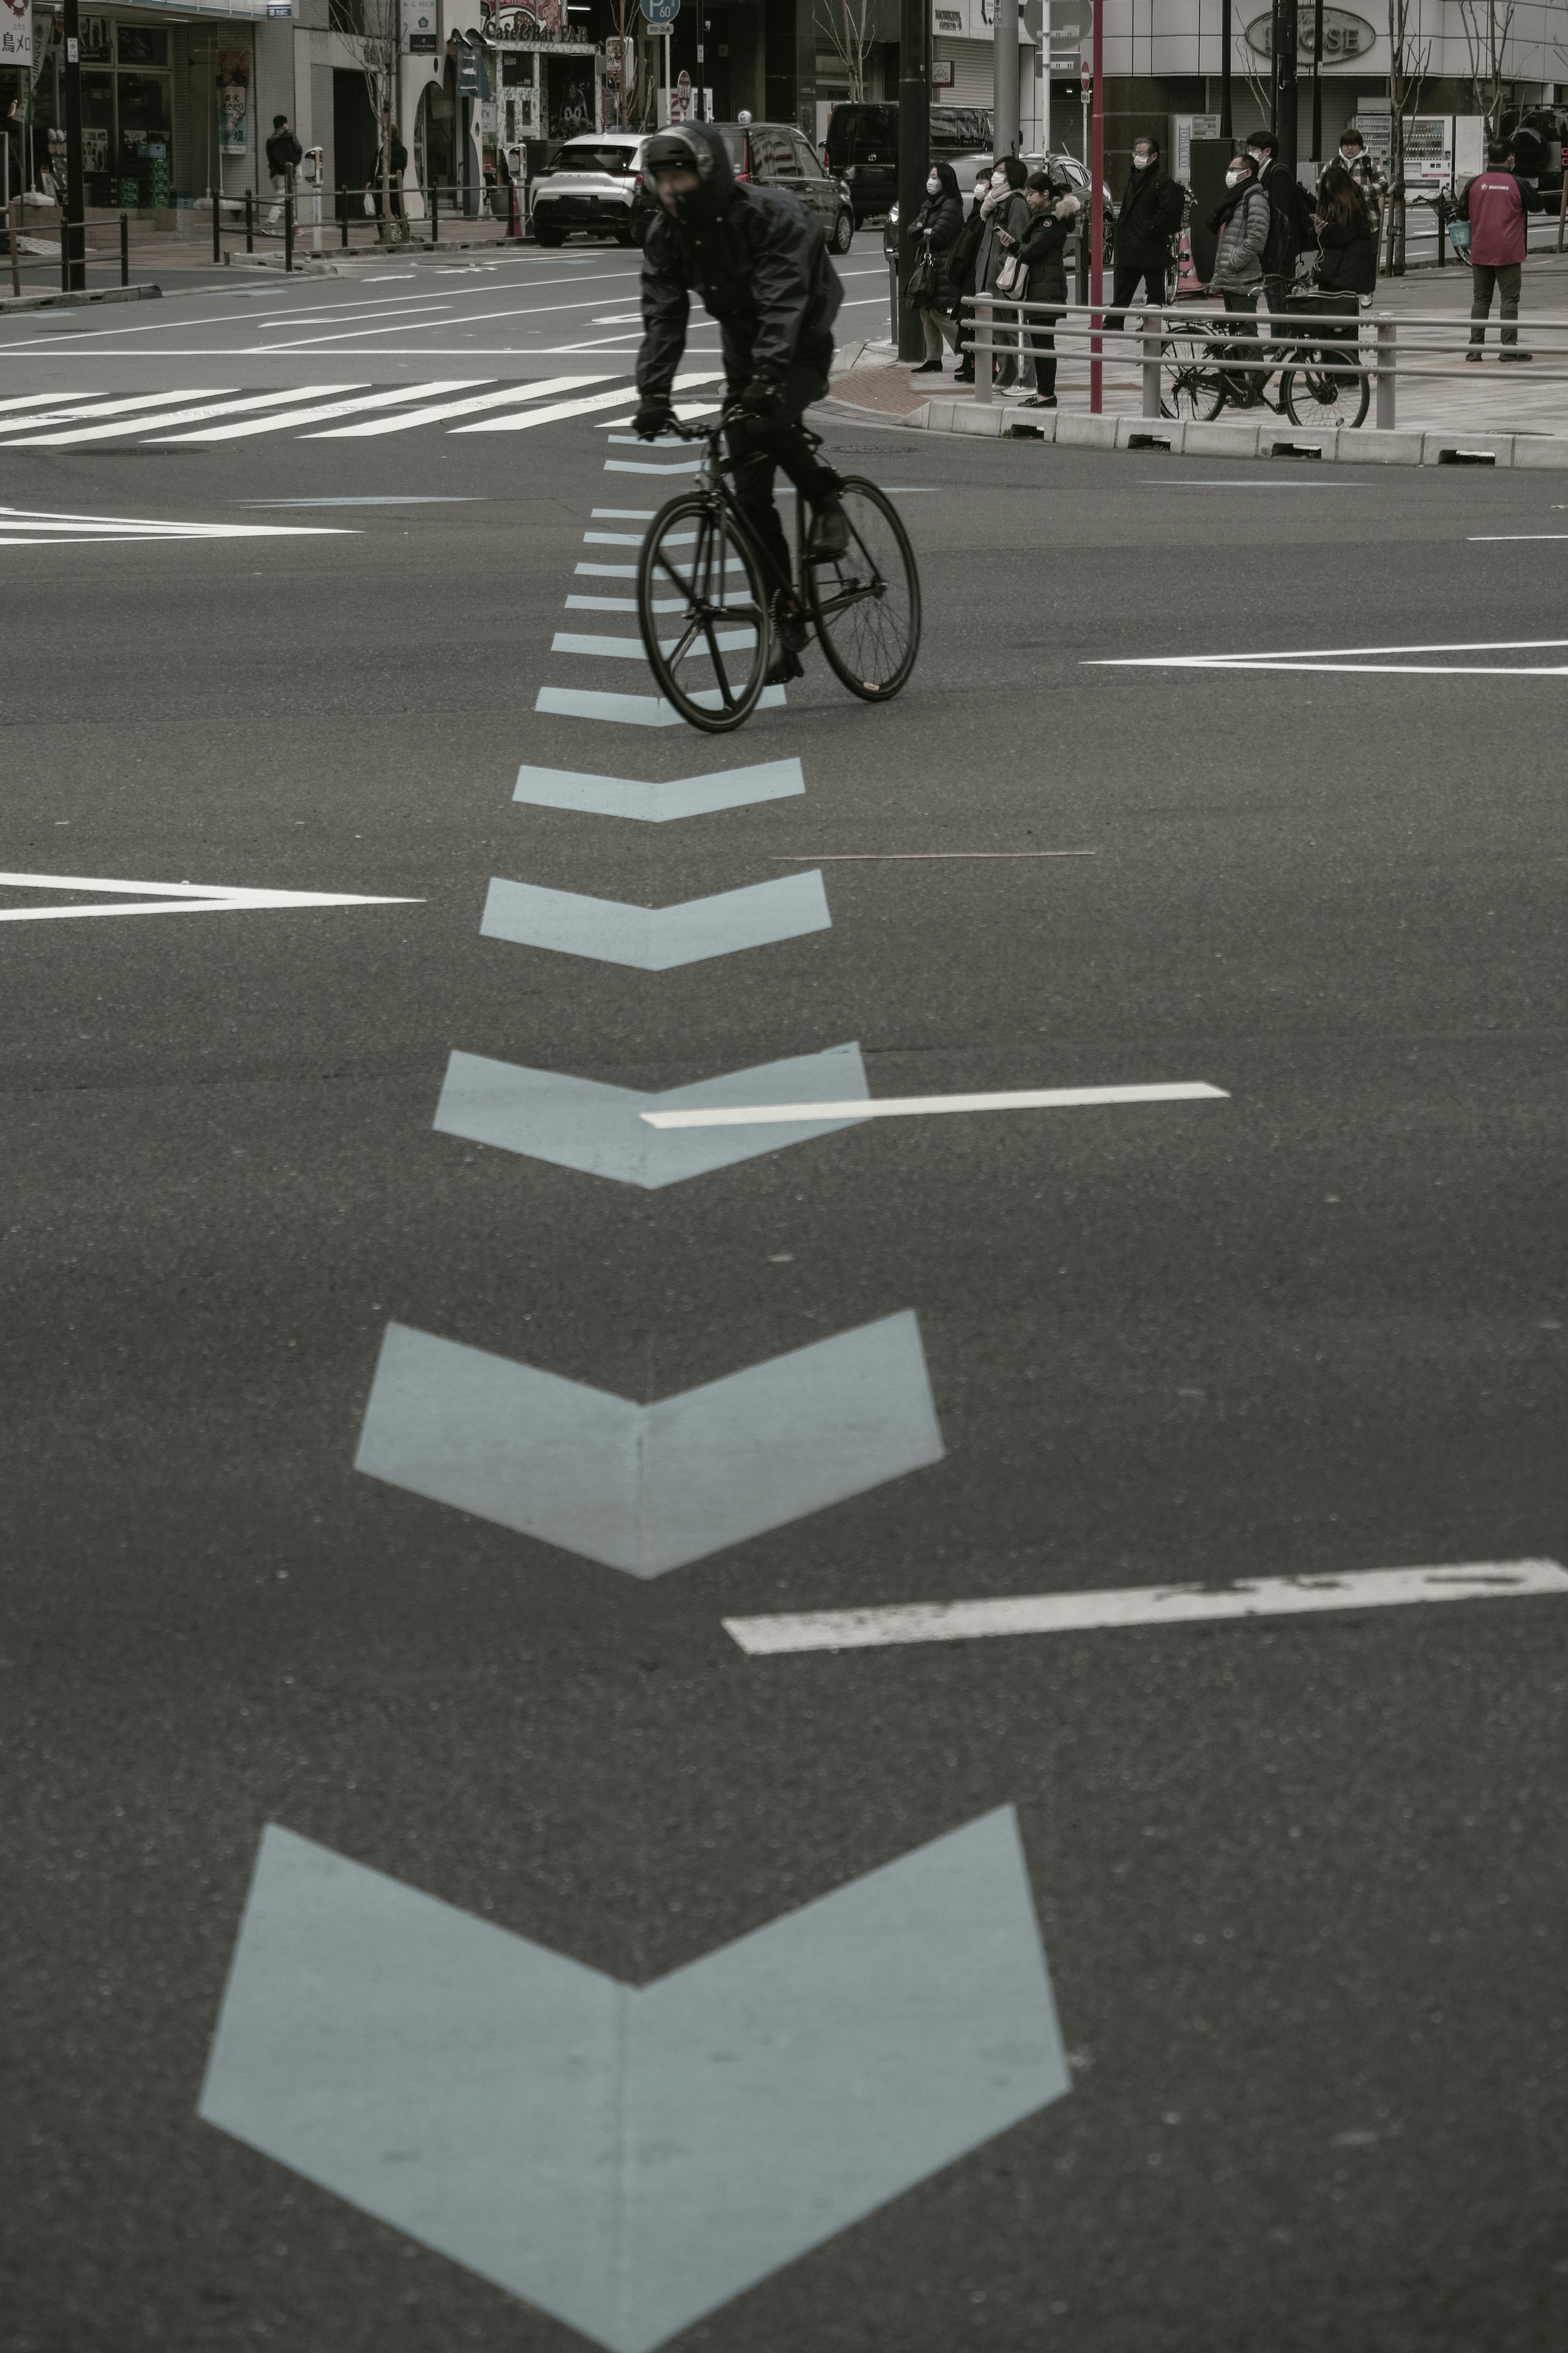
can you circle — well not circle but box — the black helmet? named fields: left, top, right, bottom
left=641, top=121, right=733, bottom=223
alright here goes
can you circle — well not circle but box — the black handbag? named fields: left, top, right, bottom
left=905, top=240, right=938, bottom=303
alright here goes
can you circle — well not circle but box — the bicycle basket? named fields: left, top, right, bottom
left=1287, top=288, right=1359, bottom=343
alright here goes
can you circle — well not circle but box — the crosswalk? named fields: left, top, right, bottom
left=0, top=370, right=723, bottom=450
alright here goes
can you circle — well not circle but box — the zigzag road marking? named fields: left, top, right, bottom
left=354, top=1309, right=943, bottom=1573
left=724, top=1560, right=1568, bottom=1655
left=479, top=870, right=829, bottom=968
left=433, top=1042, right=869, bottom=1186
left=199, top=1809, right=1067, bottom=2353
left=536, top=684, right=787, bottom=727
left=512, top=755, right=804, bottom=820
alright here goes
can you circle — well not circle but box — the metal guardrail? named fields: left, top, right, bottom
left=2, top=201, right=130, bottom=294
left=208, top=179, right=525, bottom=270
left=963, top=294, right=1568, bottom=430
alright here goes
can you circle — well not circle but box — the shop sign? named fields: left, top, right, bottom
left=931, top=57, right=953, bottom=84
left=402, top=0, right=439, bottom=51
left=1244, top=6, right=1375, bottom=61
left=483, top=0, right=566, bottom=33
left=216, top=49, right=250, bottom=155
left=0, top=0, right=31, bottom=68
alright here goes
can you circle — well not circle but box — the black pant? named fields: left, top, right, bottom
left=725, top=361, right=841, bottom=598
left=1107, top=258, right=1165, bottom=326
left=1024, top=307, right=1061, bottom=395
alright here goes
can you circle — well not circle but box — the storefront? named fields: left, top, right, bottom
left=483, top=33, right=601, bottom=154
left=15, top=0, right=292, bottom=212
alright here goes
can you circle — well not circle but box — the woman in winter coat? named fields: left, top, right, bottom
left=1009, top=170, right=1080, bottom=408
left=908, top=160, right=966, bottom=375
left=1206, top=149, right=1270, bottom=398
left=975, top=155, right=1032, bottom=388
left=1313, top=161, right=1376, bottom=298
left=950, top=168, right=993, bottom=384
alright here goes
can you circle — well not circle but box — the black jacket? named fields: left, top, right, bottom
left=637, top=126, right=843, bottom=402
left=1258, top=156, right=1307, bottom=274
left=265, top=127, right=303, bottom=176
left=912, top=189, right=963, bottom=306
left=1115, top=166, right=1182, bottom=267
left=1316, top=217, right=1376, bottom=295
left=949, top=198, right=987, bottom=296
left=1015, top=196, right=1078, bottom=301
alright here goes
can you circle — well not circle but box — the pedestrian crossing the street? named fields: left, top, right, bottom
left=0, top=370, right=724, bottom=451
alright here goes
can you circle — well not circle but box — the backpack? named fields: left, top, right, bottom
left=1260, top=176, right=1292, bottom=274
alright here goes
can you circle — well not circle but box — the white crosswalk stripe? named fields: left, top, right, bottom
left=3, top=387, right=362, bottom=447
left=306, top=373, right=609, bottom=437
left=452, top=368, right=723, bottom=434
left=153, top=381, right=485, bottom=442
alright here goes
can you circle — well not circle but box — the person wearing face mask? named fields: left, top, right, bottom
left=1207, top=148, right=1270, bottom=398
left=1108, top=135, right=1183, bottom=330
left=976, top=156, right=1032, bottom=390
left=1246, top=127, right=1312, bottom=326
left=908, top=160, right=966, bottom=375
left=633, top=122, right=847, bottom=685
left=949, top=169, right=994, bottom=384
left=1012, top=169, right=1080, bottom=408
left=1330, top=125, right=1388, bottom=260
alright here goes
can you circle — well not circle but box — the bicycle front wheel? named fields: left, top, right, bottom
left=1281, top=359, right=1370, bottom=430
left=804, top=477, right=920, bottom=703
left=636, top=493, right=771, bottom=734
left=1160, top=332, right=1226, bottom=421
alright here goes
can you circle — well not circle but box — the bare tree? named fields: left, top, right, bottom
left=1458, top=0, right=1516, bottom=135
left=816, top=0, right=875, bottom=106
left=605, top=1, right=658, bottom=132
left=1385, top=0, right=1430, bottom=271
left=346, top=0, right=407, bottom=241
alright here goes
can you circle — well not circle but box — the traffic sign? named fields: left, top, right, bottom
left=641, top=0, right=679, bottom=21
left=1080, top=58, right=1091, bottom=94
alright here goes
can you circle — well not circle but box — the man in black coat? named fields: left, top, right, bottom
left=633, top=122, right=847, bottom=676
left=264, top=114, right=303, bottom=236
left=1108, top=134, right=1182, bottom=328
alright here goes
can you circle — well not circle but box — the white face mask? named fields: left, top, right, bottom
left=1340, top=147, right=1359, bottom=162
left=991, top=170, right=1007, bottom=189
left=927, top=174, right=941, bottom=194
left=1226, top=169, right=1245, bottom=188
left=1132, top=154, right=1152, bottom=170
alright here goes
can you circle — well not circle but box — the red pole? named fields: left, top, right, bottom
left=1089, top=6, right=1105, bottom=411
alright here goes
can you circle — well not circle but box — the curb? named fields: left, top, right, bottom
left=0, top=281, right=160, bottom=314
left=905, top=393, right=1564, bottom=467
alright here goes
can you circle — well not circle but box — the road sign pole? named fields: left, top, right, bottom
left=1087, top=15, right=1103, bottom=415
left=61, top=0, right=85, bottom=293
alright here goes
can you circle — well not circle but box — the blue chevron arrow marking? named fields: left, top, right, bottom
left=354, top=1309, right=943, bottom=1572
left=480, top=870, right=829, bottom=969
left=198, top=1808, right=1069, bottom=2353
left=512, top=756, right=804, bottom=821
left=433, top=1042, right=869, bottom=1186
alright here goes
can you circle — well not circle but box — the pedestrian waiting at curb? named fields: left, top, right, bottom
left=1246, top=127, right=1311, bottom=322
left=976, top=156, right=1031, bottom=391
left=1207, top=149, right=1270, bottom=400
left=949, top=169, right=993, bottom=385
left=1464, top=141, right=1548, bottom=359
left=1011, top=169, right=1079, bottom=408
left=264, top=114, right=302, bottom=237
left=1332, top=125, right=1388, bottom=255
left=1313, top=162, right=1377, bottom=301
left=1107, top=135, right=1182, bottom=329
left=907, top=161, right=965, bottom=375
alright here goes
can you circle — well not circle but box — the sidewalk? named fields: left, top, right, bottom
left=833, top=250, right=1568, bottom=442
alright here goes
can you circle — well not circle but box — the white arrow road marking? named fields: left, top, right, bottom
left=1092, top=636, right=1568, bottom=676
left=724, top=1560, right=1568, bottom=1654
left=643, top=1081, right=1227, bottom=1130
left=0, top=509, right=355, bottom=547
left=0, top=871, right=419, bottom=922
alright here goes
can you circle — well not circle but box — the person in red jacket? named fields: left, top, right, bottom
left=1463, top=141, right=1546, bottom=359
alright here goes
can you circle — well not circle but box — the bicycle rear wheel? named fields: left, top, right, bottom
left=1281, top=358, right=1370, bottom=430
left=1160, top=332, right=1226, bottom=421
left=636, top=492, right=771, bottom=734
left=804, top=477, right=920, bottom=702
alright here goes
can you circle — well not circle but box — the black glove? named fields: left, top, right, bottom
left=737, top=375, right=783, bottom=418
left=632, top=402, right=674, bottom=441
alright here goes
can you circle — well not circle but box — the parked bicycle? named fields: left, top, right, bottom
left=635, top=408, right=922, bottom=734
left=1160, top=291, right=1370, bottom=430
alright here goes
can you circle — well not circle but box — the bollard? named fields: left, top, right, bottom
left=1142, top=311, right=1163, bottom=417
left=120, top=212, right=128, bottom=287
left=8, top=196, right=18, bottom=299
left=285, top=193, right=294, bottom=272
left=245, top=189, right=254, bottom=253
left=1374, top=314, right=1396, bottom=429
left=974, top=295, right=993, bottom=402
left=341, top=189, right=349, bottom=248
left=886, top=244, right=899, bottom=347
left=60, top=215, right=68, bottom=293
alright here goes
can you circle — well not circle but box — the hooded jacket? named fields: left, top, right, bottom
left=1015, top=192, right=1080, bottom=302
left=266, top=125, right=303, bottom=176
left=636, top=123, right=843, bottom=404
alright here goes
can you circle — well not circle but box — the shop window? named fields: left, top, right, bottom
left=116, top=25, right=168, bottom=66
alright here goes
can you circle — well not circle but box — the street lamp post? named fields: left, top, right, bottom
left=61, top=0, right=85, bottom=292
left=896, top=0, right=929, bottom=359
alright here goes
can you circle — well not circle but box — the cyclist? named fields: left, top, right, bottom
left=631, top=120, right=849, bottom=683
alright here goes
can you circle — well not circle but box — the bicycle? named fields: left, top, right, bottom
left=634, top=407, right=922, bottom=734
left=1159, top=292, right=1370, bottom=430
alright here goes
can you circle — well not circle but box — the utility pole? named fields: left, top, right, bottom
left=1271, top=0, right=1297, bottom=172
left=61, top=0, right=85, bottom=291
left=896, top=0, right=929, bottom=359
left=1088, top=0, right=1102, bottom=411
left=994, top=0, right=1020, bottom=158
left=1310, top=0, right=1323, bottom=161
left=1221, top=0, right=1232, bottom=138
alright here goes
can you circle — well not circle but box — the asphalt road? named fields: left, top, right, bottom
left=4, top=261, right=1567, bottom=2353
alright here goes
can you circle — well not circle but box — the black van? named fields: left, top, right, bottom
left=823, top=103, right=993, bottom=224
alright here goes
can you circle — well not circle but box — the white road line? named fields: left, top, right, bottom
left=644, top=1082, right=1226, bottom=1130
left=1468, top=533, right=1568, bottom=542
left=0, top=386, right=156, bottom=415
left=0, top=506, right=350, bottom=540
left=592, top=506, right=655, bottom=517
left=0, top=387, right=247, bottom=437
left=454, top=368, right=722, bottom=434
left=722, top=1560, right=1568, bottom=1654
left=1094, top=635, right=1568, bottom=669
left=154, top=379, right=490, bottom=441
left=259, top=292, right=655, bottom=350
left=4, top=386, right=363, bottom=447
left=307, top=373, right=608, bottom=436
left=0, top=868, right=410, bottom=920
